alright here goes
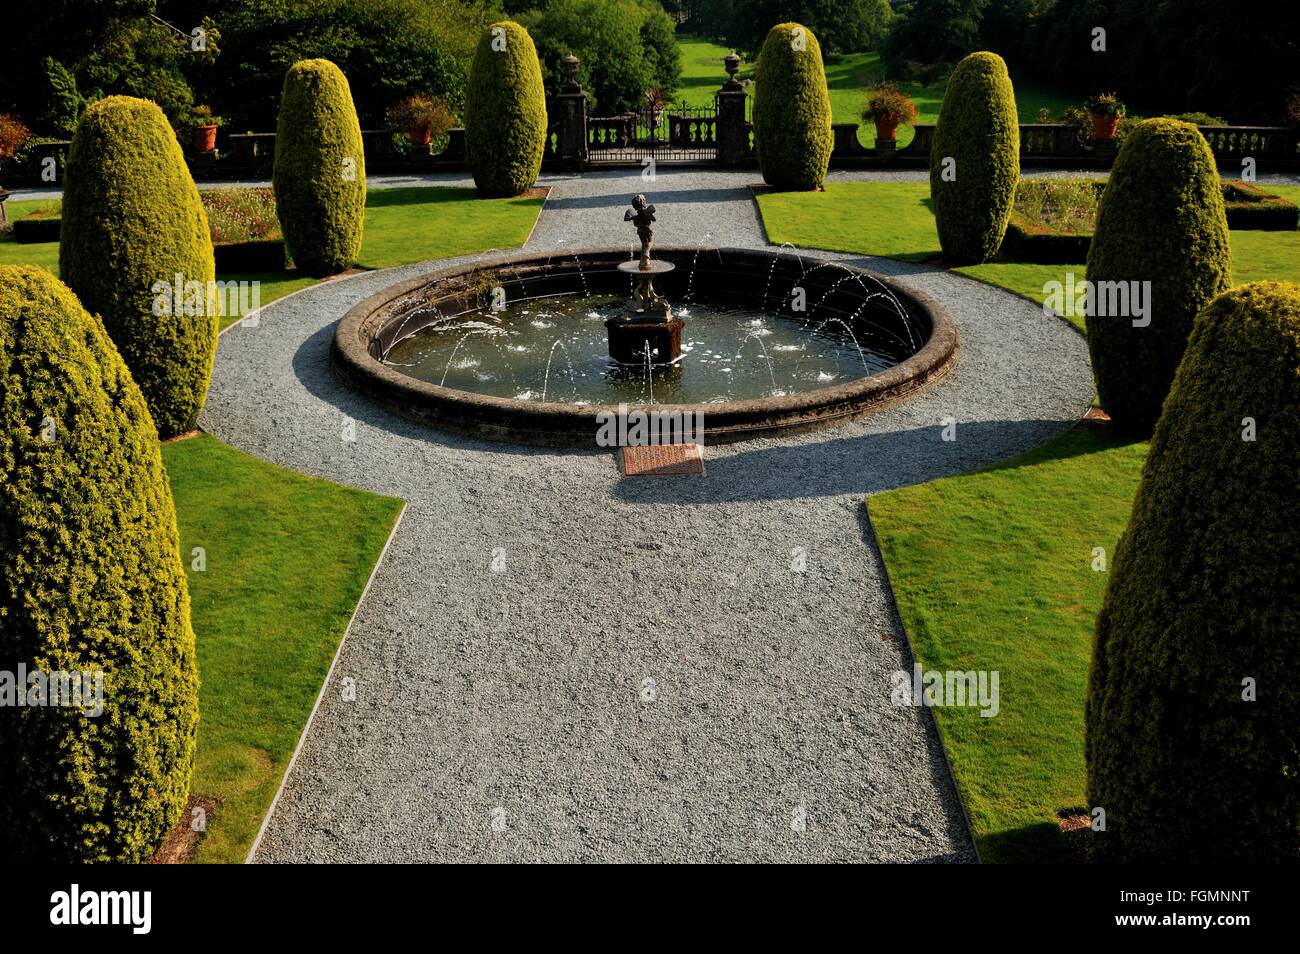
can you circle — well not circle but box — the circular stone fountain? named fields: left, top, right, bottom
left=333, top=227, right=958, bottom=446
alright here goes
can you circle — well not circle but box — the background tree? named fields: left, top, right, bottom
left=722, top=0, right=893, bottom=56
left=882, top=0, right=987, bottom=78
left=520, top=0, right=680, bottom=113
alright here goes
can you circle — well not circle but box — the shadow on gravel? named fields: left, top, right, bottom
left=288, top=321, right=597, bottom=461
left=539, top=187, right=762, bottom=211
left=613, top=417, right=1081, bottom=506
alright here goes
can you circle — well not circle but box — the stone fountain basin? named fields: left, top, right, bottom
left=331, top=246, right=960, bottom=447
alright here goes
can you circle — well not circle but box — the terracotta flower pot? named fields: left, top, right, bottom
left=192, top=124, right=218, bottom=153
left=874, top=117, right=901, bottom=142
left=409, top=124, right=432, bottom=147
left=1091, top=113, right=1120, bottom=142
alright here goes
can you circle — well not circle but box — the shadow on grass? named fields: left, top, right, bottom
left=366, top=186, right=478, bottom=208
left=981, top=820, right=1072, bottom=864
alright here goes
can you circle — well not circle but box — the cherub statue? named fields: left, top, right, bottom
left=624, top=194, right=657, bottom=267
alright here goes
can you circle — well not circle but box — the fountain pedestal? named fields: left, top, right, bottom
left=605, top=314, right=684, bottom=366
left=609, top=258, right=682, bottom=365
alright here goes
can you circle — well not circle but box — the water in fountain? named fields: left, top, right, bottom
left=384, top=289, right=912, bottom=405
left=540, top=339, right=577, bottom=402
left=740, top=332, right=782, bottom=395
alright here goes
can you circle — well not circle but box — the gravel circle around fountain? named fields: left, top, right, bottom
left=203, top=168, right=1094, bottom=863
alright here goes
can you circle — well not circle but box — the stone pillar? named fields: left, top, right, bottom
left=553, top=53, right=588, bottom=172
left=716, top=53, right=749, bottom=167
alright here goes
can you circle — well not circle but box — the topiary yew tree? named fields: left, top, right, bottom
left=1086, top=280, right=1300, bottom=863
left=59, top=95, right=217, bottom=440
left=929, top=51, right=1020, bottom=264
left=1085, top=118, right=1232, bottom=435
left=465, top=21, right=548, bottom=198
left=272, top=58, right=367, bottom=276
left=0, top=265, right=200, bottom=863
left=752, top=22, right=833, bottom=191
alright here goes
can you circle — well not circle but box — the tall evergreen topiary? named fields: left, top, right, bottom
left=465, top=21, right=547, bottom=198
left=1086, top=281, right=1300, bottom=862
left=929, top=51, right=1020, bottom=264
left=1085, top=118, right=1231, bottom=434
left=59, top=95, right=217, bottom=440
left=272, top=58, right=367, bottom=276
left=752, top=22, right=833, bottom=191
left=0, top=265, right=200, bottom=863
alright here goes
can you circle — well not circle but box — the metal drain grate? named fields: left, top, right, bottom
left=617, top=443, right=705, bottom=477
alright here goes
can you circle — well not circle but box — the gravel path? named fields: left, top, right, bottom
left=201, top=167, right=1094, bottom=863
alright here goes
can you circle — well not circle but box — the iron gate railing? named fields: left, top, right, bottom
left=588, top=104, right=719, bottom=164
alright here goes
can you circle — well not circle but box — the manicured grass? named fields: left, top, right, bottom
left=674, top=39, right=1074, bottom=149
left=674, top=36, right=750, bottom=108
left=1264, top=184, right=1300, bottom=207
left=870, top=428, right=1149, bottom=863
left=1228, top=229, right=1300, bottom=286
left=163, top=434, right=403, bottom=863
left=958, top=229, right=1300, bottom=325
left=1, top=187, right=545, bottom=330
left=955, top=263, right=1088, bottom=331
left=755, top=181, right=940, bottom=260
left=357, top=186, right=545, bottom=268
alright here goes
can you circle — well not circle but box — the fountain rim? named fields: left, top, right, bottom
left=331, top=245, right=960, bottom=447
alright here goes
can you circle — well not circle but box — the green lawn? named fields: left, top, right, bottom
left=163, top=434, right=403, bottom=863
left=357, top=186, right=544, bottom=268
left=674, top=37, right=1074, bottom=148
left=870, top=429, right=1149, bottom=863
left=0, top=186, right=546, bottom=329
left=756, top=182, right=940, bottom=260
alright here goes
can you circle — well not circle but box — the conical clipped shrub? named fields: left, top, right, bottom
left=1086, top=118, right=1231, bottom=434
left=59, top=95, right=217, bottom=440
left=273, top=58, right=367, bottom=275
left=465, top=21, right=547, bottom=198
left=1086, top=281, right=1300, bottom=863
left=752, top=22, right=833, bottom=191
left=0, top=265, right=200, bottom=863
left=929, top=51, right=1020, bottom=264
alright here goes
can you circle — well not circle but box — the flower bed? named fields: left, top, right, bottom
left=1000, top=179, right=1103, bottom=264
left=11, top=187, right=287, bottom=269
left=1002, top=178, right=1298, bottom=263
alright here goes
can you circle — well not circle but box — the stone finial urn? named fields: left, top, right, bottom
left=561, top=54, right=581, bottom=92
left=723, top=53, right=742, bottom=90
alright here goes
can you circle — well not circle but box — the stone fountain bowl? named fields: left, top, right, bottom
left=331, top=246, right=959, bottom=447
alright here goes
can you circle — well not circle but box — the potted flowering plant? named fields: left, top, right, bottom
left=386, top=93, right=454, bottom=148
left=862, top=83, right=918, bottom=145
left=1085, top=92, right=1126, bottom=141
left=643, top=87, right=666, bottom=135
left=0, top=113, right=30, bottom=159
left=190, top=104, right=221, bottom=153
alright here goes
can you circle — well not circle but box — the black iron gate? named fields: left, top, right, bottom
left=587, top=104, right=719, bottom=165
